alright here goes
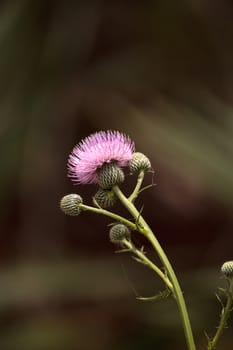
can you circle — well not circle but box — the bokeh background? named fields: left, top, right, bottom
left=1, top=0, right=233, bottom=349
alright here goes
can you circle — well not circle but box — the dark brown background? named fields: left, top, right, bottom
left=0, top=1, right=233, bottom=349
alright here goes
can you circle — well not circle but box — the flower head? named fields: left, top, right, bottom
left=68, top=130, right=135, bottom=184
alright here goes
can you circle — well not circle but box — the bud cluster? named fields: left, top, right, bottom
left=97, top=153, right=151, bottom=190
left=60, top=132, right=152, bottom=251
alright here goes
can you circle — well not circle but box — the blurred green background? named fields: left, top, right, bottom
left=0, top=0, right=233, bottom=349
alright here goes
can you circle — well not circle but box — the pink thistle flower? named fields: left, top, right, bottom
left=67, top=130, right=135, bottom=184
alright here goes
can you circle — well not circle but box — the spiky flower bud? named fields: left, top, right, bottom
left=98, top=163, right=125, bottom=189
left=94, top=188, right=116, bottom=208
left=129, top=152, right=151, bottom=173
left=221, top=261, right=233, bottom=278
left=109, top=224, right=130, bottom=243
left=60, top=194, right=83, bottom=216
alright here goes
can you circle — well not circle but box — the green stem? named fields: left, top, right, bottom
left=208, top=279, right=233, bottom=350
left=128, top=170, right=145, bottom=202
left=80, top=202, right=173, bottom=290
left=113, top=185, right=196, bottom=350
left=79, top=203, right=137, bottom=231
left=122, top=239, right=174, bottom=291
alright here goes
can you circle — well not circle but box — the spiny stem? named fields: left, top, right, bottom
left=113, top=185, right=196, bottom=350
left=122, top=239, right=174, bottom=291
left=207, top=278, right=233, bottom=350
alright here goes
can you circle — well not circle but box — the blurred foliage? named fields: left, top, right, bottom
left=0, top=0, right=233, bottom=349
left=0, top=257, right=231, bottom=350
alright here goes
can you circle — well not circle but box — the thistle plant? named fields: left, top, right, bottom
left=60, top=130, right=233, bottom=350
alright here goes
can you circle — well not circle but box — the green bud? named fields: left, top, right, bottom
left=109, top=224, right=130, bottom=243
left=98, top=163, right=125, bottom=189
left=129, top=152, right=151, bottom=173
left=94, top=188, right=116, bottom=208
left=221, top=261, right=233, bottom=278
left=60, top=194, right=83, bottom=216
